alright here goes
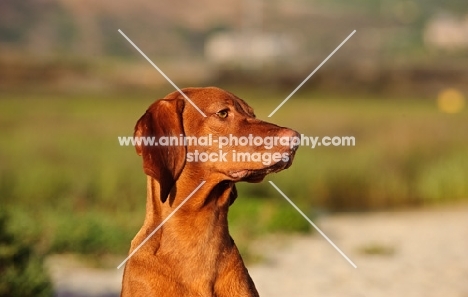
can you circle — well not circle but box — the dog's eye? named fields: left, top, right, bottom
left=216, top=109, right=229, bottom=119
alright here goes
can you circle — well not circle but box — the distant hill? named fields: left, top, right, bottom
left=2, top=0, right=467, bottom=59
left=0, top=0, right=245, bottom=57
left=1, top=0, right=467, bottom=93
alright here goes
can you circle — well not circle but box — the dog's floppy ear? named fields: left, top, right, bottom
left=134, top=98, right=186, bottom=203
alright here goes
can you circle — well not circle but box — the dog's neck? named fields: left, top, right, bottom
left=143, top=174, right=232, bottom=268
left=127, top=175, right=257, bottom=296
left=143, top=174, right=233, bottom=223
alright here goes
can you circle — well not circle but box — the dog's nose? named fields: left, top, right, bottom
left=278, top=128, right=299, bottom=139
left=278, top=129, right=300, bottom=152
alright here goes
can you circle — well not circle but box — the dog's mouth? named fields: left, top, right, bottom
left=229, top=152, right=296, bottom=183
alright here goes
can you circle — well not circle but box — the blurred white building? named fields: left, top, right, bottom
left=424, top=13, right=468, bottom=50
left=204, top=32, right=298, bottom=69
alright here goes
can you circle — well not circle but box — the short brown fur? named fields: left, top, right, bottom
left=121, top=87, right=299, bottom=297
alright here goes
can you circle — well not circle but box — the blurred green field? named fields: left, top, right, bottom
left=0, top=88, right=467, bottom=257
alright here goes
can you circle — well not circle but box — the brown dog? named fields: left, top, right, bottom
left=121, top=87, right=299, bottom=296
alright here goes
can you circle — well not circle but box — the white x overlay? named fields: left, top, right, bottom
left=268, top=30, right=356, bottom=117
left=118, top=28, right=357, bottom=270
left=118, top=29, right=207, bottom=117
left=117, top=181, right=206, bottom=269
left=269, top=181, right=357, bottom=268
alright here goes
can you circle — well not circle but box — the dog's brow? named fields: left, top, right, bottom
left=234, top=98, right=256, bottom=117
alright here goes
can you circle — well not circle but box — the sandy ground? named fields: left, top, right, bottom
left=47, top=206, right=468, bottom=297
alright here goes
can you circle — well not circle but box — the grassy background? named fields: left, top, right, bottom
left=0, top=87, right=467, bottom=257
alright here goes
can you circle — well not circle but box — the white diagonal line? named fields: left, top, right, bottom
left=268, top=30, right=356, bottom=117
left=118, top=29, right=207, bottom=117
left=268, top=181, right=357, bottom=268
left=117, top=180, right=206, bottom=269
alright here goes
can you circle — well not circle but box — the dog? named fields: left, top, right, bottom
left=121, top=87, right=299, bottom=296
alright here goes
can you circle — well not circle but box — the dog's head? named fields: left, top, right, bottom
left=134, top=87, right=299, bottom=202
